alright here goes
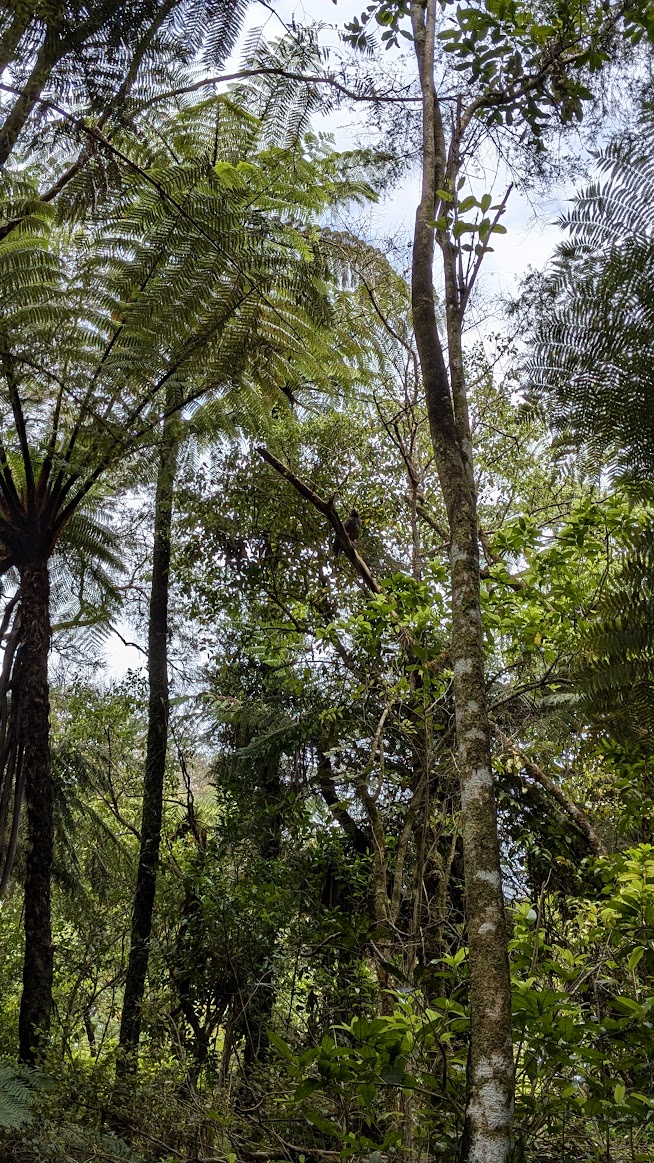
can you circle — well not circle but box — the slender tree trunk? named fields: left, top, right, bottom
left=241, top=758, right=282, bottom=1071
left=117, top=407, right=179, bottom=1075
left=446, top=504, right=513, bottom=1163
left=410, top=3, right=514, bottom=1160
left=17, top=558, right=53, bottom=1065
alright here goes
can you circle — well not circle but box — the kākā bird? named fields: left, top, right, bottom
left=334, top=509, right=361, bottom=556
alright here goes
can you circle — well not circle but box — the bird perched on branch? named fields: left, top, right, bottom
left=334, top=509, right=361, bottom=556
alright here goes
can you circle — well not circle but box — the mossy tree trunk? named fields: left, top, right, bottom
left=410, top=2, right=514, bottom=1159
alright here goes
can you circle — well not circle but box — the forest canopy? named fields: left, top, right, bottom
left=1, top=2, right=654, bottom=1162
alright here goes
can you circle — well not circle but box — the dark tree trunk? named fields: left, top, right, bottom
left=17, top=558, right=53, bottom=1065
left=0, top=27, right=63, bottom=168
left=241, top=758, right=282, bottom=1072
left=117, top=409, right=179, bottom=1075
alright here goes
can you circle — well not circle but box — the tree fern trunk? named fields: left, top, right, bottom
left=17, top=558, right=53, bottom=1065
left=117, top=406, right=179, bottom=1075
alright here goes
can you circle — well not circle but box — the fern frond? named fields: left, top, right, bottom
left=579, top=517, right=654, bottom=743
left=0, top=1063, right=33, bottom=1129
left=524, top=111, right=654, bottom=479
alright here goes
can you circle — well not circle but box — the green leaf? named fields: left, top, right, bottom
left=628, top=945, right=645, bottom=971
left=268, top=1030, right=294, bottom=1060
left=213, top=160, right=247, bottom=188
left=295, top=1079, right=322, bottom=1100
left=632, top=1092, right=654, bottom=1108
left=457, top=195, right=478, bottom=213
left=305, top=1109, right=340, bottom=1136
left=452, top=220, right=476, bottom=238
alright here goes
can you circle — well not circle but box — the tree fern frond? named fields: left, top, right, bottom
left=0, top=1063, right=34, bottom=1129
left=579, top=517, right=654, bottom=744
left=524, top=110, right=654, bottom=479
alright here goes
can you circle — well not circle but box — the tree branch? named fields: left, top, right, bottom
left=256, top=446, right=381, bottom=594
left=316, top=748, right=370, bottom=855
left=140, top=67, right=422, bottom=109
left=491, top=722, right=607, bottom=856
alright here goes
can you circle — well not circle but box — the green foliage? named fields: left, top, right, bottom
left=344, top=0, right=641, bottom=136
left=579, top=516, right=654, bottom=742
left=0, top=1064, right=33, bottom=1130
left=3, top=6, right=654, bottom=1161
left=0, top=0, right=252, bottom=164
left=524, top=107, right=654, bottom=749
left=506, top=848, right=654, bottom=1153
left=526, top=108, right=654, bottom=477
left=0, top=52, right=380, bottom=531
left=266, top=994, right=470, bottom=1156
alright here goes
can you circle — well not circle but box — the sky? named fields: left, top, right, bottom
left=246, top=0, right=570, bottom=296
left=104, top=0, right=575, bottom=678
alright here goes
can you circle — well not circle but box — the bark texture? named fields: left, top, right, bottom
left=410, top=2, right=514, bottom=1159
left=17, top=559, right=53, bottom=1065
left=117, top=411, right=179, bottom=1074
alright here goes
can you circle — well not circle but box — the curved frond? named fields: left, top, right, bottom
left=524, top=113, right=654, bottom=479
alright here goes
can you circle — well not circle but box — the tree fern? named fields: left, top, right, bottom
left=0, top=0, right=251, bottom=167
left=524, top=103, right=654, bottom=745
left=524, top=106, right=654, bottom=479
left=579, top=515, right=654, bottom=744
left=0, top=23, right=387, bottom=1056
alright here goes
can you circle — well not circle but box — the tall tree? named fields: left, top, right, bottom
left=116, top=66, right=375, bottom=1070
left=116, top=389, right=180, bottom=1075
left=340, top=0, right=652, bottom=1157
left=0, top=77, right=374, bottom=1060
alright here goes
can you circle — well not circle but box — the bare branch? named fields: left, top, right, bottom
left=139, top=67, right=421, bottom=109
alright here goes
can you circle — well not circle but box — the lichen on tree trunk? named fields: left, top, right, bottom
left=409, top=1, right=515, bottom=1158
left=448, top=509, right=514, bottom=1163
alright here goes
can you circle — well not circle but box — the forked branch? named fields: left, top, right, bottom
left=256, top=446, right=381, bottom=594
